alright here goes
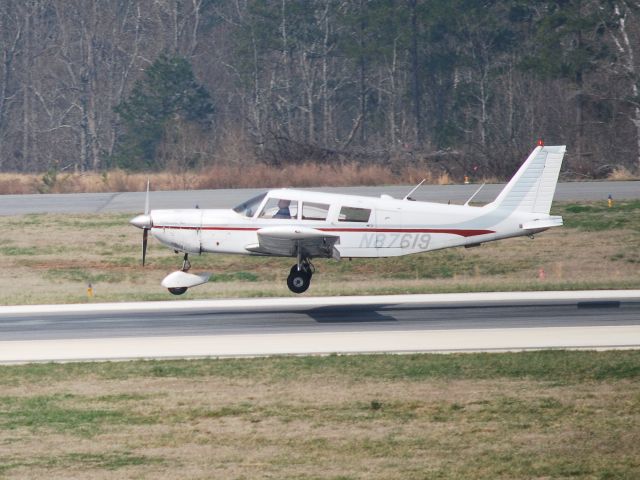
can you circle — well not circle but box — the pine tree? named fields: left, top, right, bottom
left=113, top=54, right=214, bottom=170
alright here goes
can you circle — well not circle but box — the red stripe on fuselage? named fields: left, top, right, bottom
left=320, top=227, right=495, bottom=237
left=152, top=225, right=495, bottom=237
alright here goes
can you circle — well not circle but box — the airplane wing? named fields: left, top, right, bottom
left=245, top=226, right=340, bottom=259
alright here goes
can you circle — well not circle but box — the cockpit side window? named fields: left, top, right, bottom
left=301, top=202, right=330, bottom=221
left=233, top=193, right=267, bottom=217
left=338, top=206, right=371, bottom=223
left=259, top=198, right=299, bottom=219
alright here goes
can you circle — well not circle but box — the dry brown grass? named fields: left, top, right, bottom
left=608, top=166, right=639, bottom=181
left=0, top=163, right=455, bottom=195
left=0, top=173, right=40, bottom=194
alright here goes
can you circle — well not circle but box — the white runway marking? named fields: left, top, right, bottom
left=0, top=326, right=639, bottom=363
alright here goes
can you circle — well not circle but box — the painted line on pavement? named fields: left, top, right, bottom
left=0, top=325, right=639, bottom=364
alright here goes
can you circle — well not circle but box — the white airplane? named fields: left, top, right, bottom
left=130, top=145, right=566, bottom=294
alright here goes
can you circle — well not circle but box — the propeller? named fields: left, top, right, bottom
left=130, top=180, right=152, bottom=266
left=142, top=228, right=149, bottom=266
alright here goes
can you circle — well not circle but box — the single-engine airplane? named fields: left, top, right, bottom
left=130, top=144, right=566, bottom=294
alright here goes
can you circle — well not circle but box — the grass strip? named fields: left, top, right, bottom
left=0, top=351, right=638, bottom=479
left=1, top=350, right=639, bottom=386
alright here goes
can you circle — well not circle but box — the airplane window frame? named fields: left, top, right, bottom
left=301, top=202, right=330, bottom=221
left=338, top=206, right=372, bottom=223
left=258, top=198, right=299, bottom=219
left=233, top=192, right=267, bottom=218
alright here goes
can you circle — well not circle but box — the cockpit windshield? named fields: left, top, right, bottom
left=233, top=192, right=267, bottom=217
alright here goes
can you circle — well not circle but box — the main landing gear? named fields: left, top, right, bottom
left=163, top=252, right=317, bottom=295
left=287, top=258, right=314, bottom=294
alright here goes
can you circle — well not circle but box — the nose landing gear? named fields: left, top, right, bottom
left=162, top=253, right=211, bottom=295
left=168, top=287, right=188, bottom=295
left=168, top=254, right=191, bottom=295
left=181, top=253, right=191, bottom=272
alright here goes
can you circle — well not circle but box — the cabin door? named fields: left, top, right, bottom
left=375, top=207, right=404, bottom=256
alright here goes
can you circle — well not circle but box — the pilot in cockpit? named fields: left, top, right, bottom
left=273, top=199, right=292, bottom=219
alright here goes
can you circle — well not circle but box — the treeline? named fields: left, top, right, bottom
left=1, top=0, right=639, bottom=179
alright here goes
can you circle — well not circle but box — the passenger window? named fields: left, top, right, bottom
left=338, top=206, right=371, bottom=223
left=259, top=198, right=298, bottom=219
left=301, top=202, right=330, bottom=221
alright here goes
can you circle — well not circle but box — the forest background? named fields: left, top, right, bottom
left=1, top=0, right=640, bottom=192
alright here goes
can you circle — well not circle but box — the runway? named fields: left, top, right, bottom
left=1, top=291, right=639, bottom=362
left=0, top=180, right=638, bottom=215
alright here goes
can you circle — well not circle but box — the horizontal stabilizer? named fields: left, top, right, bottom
left=521, top=216, right=563, bottom=230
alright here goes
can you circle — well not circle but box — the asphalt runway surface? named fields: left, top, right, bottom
left=1, top=296, right=638, bottom=342
left=1, top=292, right=639, bottom=361
left=0, top=181, right=638, bottom=215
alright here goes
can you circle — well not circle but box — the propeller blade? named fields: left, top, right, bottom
left=144, top=179, right=150, bottom=215
left=142, top=228, right=148, bottom=267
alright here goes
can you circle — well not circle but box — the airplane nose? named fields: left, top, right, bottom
left=130, top=214, right=152, bottom=229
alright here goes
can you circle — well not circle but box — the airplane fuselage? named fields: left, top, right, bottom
left=148, top=189, right=557, bottom=259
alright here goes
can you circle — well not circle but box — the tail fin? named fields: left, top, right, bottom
left=488, top=145, right=566, bottom=214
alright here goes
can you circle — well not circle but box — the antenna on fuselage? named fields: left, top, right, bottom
left=403, top=179, right=426, bottom=201
left=464, top=183, right=486, bottom=206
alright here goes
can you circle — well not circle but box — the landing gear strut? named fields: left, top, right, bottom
left=181, top=253, right=191, bottom=272
left=287, top=258, right=314, bottom=294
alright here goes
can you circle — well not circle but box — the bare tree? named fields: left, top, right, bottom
left=610, top=1, right=640, bottom=171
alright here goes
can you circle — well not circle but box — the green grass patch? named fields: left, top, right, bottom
left=372, top=250, right=536, bottom=279
left=555, top=200, right=640, bottom=231
left=0, top=393, right=154, bottom=436
left=44, top=268, right=124, bottom=284
left=0, top=350, right=639, bottom=386
left=60, top=451, right=165, bottom=470
left=0, top=451, right=164, bottom=474
left=53, top=214, right=134, bottom=229
left=209, top=271, right=259, bottom=282
left=13, top=214, right=47, bottom=227
left=0, top=246, right=40, bottom=256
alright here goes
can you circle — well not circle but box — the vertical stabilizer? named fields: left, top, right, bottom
left=488, top=145, right=566, bottom=214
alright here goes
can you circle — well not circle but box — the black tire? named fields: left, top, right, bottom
left=168, top=287, right=188, bottom=295
left=287, top=270, right=311, bottom=294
